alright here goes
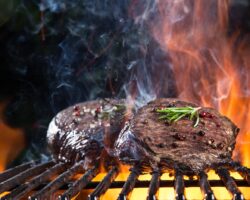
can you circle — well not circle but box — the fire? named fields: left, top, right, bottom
left=96, top=0, right=249, bottom=199
left=0, top=102, right=25, bottom=172
left=152, top=0, right=250, bottom=167
left=101, top=1, right=250, bottom=199
left=0, top=1, right=249, bottom=199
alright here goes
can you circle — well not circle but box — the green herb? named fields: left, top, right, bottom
left=114, top=104, right=126, bottom=112
left=156, top=106, right=201, bottom=127
left=100, top=104, right=126, bottom=120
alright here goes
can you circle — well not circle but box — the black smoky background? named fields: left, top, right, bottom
left=0, top=0, right=249, bottom=166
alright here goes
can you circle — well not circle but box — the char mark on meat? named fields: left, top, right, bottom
left=114, top=98, right=239, bottom=174
left=47, top=99, right=126, bottom=169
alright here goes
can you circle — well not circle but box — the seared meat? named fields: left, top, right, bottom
left=114, top=98, right=239, bottom=174
left=47, top=99, right=126, bottom=169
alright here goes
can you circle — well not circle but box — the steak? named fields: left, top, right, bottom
left=47, top=99, right=126, bottom=169
left=114, top=98, right=240, bottom=174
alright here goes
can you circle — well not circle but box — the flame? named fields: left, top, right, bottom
left=1, top=1, right=250, bottom=199
left=0, top=102, right=25, bottom=171
left=99, top=1, right=250, bottom=199
left=136, top=0, right=250, bottom=199
left=152, top=0, right=250, bottom=167
left=98, top=0, right=249, bottom=199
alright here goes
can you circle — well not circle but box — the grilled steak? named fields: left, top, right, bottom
left=114, top=98, right=239, bottom=174
left=47, top=99, right=126, bottom=169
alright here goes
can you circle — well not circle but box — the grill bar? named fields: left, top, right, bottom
left=0, top=160, right=249, bottom=200
left=29, top=162, right=83, bottom=200
left=59, top=167, right=99, bottom=200
left=239, top=171, right=250, bottom=185
left=0, top=161, right=54, bottom=194
left=174, top=170, right=186, bottom=200
left=231, top=162, right=250, bottom=185
left=117, top=167, right=140, bottom=200
left=199, top=172, right=215, bottom=200
left=88, top=167, right=119, bottom=200
left=216, top=168, right=244, bottom=200
left=29, top=179, right=248, bottom=190
left=229, top=162, right=250, bottom=185
left=0, top=161, right=35, bottom=183
left=1, top=162, right=67, bottom=200
left=147, top=170, right=160, bottom=200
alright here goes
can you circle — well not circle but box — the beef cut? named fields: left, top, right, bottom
left=114, top=98, right=239, bottom=174
left=47, top=99, right=126, bottom=169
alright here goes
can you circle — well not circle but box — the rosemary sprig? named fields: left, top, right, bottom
left=156, top=106, right=201, bottom=127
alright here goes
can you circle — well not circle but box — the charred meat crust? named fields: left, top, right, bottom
left=115, top=98, right=239, bottom=174
left=47, top=99, right=125, bottom=169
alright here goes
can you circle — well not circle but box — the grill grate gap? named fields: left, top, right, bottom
left=0, top=161, right=54, bottom=194
left=198, top=171, right=215, bottom=200
left=216, top=168, right=244, bottom=200
left=88, top=167, right=119, bottom=200
left=0, top=161, right=36, bottom=183
left=117, top=167, right=140, bottom=200
left=1, top=162, right=67, bottom=200
left=174, top=170, right=185, bottom=200
left=59, top=166, right=99, bottom=200
left=147, top=170, right=160, bottom=200
left=29, top=162, right=83, bottom=200
left=0, top=160, right=249, bottom=200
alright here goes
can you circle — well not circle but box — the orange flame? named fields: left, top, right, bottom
left=1, top=1, right=250, bottom=199
left=152, top=0, right=250, bottom=167
left=100, top=1, right=250, bottom=198
left=0, top=102, right=25, bottom=171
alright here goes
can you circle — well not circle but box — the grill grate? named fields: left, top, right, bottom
left=117, top=167, right=139, bottom=200
left=0, top=160, right=249, bottom=200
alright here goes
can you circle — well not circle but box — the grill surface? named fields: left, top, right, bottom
left=0, top=160, right=249, bottom=200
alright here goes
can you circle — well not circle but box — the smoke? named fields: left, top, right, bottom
left=133, top=0, right=250, bottom=107
left=35, top=0, right=175, bottom=111
left=2, top=0, right=249, bottom=164
left=0, top=0, right=175, bottom=161
left=2, top=0, right=249, bottom=116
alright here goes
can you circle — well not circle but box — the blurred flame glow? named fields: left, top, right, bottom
left=152, top=0, right=250, bottom=167
left=0, top=102, right=25, bottom=172
left=103, top=0, right=250, bottom=199
left=1, top=0, right=250, bottom=199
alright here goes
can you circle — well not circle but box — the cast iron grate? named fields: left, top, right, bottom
left=0, top=160, right=249, bottom=200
